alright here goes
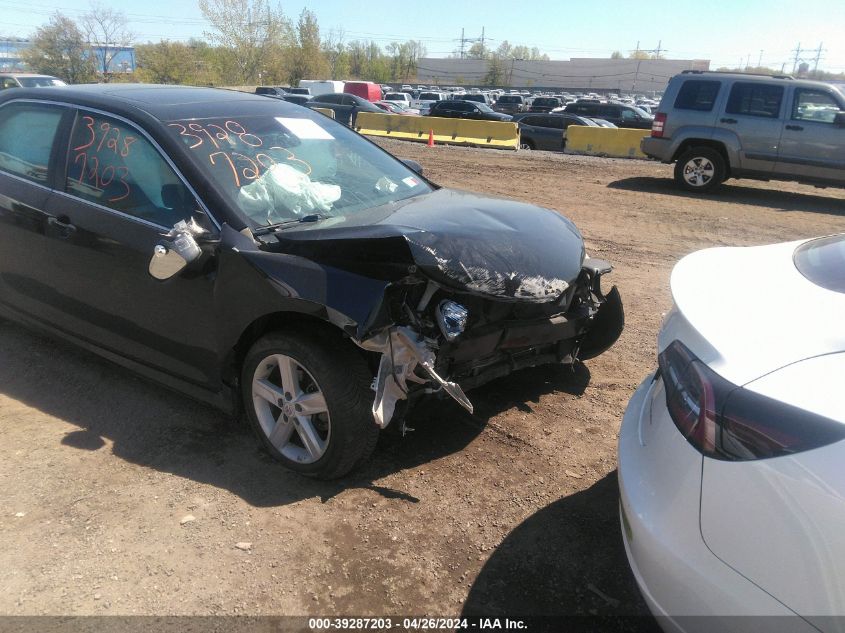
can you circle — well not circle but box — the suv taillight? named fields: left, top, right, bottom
left=651, top=112, right=666, bottom=138
left=658, top=340, right=845, bottom=461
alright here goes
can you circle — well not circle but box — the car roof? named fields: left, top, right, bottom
left=677, top=70, right=841, bottom=91
left=0, top=73, right=58, bottom=78
left=0, top=83, right=300, bottom=121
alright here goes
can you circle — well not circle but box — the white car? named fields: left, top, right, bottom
left=619, top=235, right=845, bottom=633
left=383, top=92, right=412, bottom=106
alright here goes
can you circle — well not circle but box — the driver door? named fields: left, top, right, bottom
left=41, top=108, right=221, bottom=389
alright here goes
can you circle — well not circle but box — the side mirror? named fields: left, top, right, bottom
left=148, top=219, right=204, bottom=280
left=834, top=112, right=845, bottom=127
left=401, top=158, right=424, bottom=176
left=149, top=244, right=189, bottom=280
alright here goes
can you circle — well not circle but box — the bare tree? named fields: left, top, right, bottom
left=80, top=2, right=132, bottom=81
left=199, top=0, right=291, bottom=84
left=321, top=28, right=346, bottom=78
left=21, top=12, right=97, bottom=84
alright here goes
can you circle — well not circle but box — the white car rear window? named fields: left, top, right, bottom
left=794, top=235, right=845, bottom=293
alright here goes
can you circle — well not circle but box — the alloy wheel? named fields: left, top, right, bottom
left=683, top=157, right=715, bottom=187
left=252, top=354, right=331, bottom=464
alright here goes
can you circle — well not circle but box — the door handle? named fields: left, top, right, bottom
left=48, top=216, right=76, bottom=238
left=785, top=124, right=804, bottom=131
left=720, top=118, right=738, bottom=124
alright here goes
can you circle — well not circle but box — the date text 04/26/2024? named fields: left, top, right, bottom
left=308, top=618, right=528, bottom=630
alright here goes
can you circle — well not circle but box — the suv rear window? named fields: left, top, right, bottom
left=674, top=80, right=720, bottom=111
left=497, top=96, right=522, bottom=104
left=725, top=82, right=783, bottom=118
left=794, top=234, right=845, bottom=293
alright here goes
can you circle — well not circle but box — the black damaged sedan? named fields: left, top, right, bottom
left=0, top=85, right=623, bottom=478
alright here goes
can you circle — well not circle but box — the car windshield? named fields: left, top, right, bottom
left=793, top=234, right=845, bottom=293
left=19, top=76, right=66, bottom=87
left=476, top=103, right=495, bottom=113
left=498, top=96, right=520, bottom=103
left=631, top=106, right=653, bottom=118
left=166, top=111, right=433, bottom=228
left=533, top=98, right=557, bottom=106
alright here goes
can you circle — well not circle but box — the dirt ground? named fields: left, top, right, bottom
left=1, top=140, right=844, bottom=624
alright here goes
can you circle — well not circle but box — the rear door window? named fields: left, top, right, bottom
left=0, top=102, right=64, bottom=185
left=65, top=111, right=195, bottom=227
left=674, top=80, right=721, bottom=111
left=726, top=82, right=784, bottom=118
left=599, top=105, right=620, bottom=118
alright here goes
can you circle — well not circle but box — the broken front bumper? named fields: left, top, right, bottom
left=358, top=281, right=624, bottom=429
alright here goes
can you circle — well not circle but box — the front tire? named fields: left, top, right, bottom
left=674, top=146, right=726, bottom=193
left=241, top=330, right=378, bottom=479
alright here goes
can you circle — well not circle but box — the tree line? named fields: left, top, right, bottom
left=17, top=0, right=429, bottom=87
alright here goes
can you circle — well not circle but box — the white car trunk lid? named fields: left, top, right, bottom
left=659, top=240, right=845, bottom=386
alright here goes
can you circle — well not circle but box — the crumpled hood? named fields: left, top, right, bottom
left=267, top=188, right=586, bottom=302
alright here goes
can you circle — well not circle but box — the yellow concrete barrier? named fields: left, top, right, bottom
left=566, top=126, right=650, bottom=159
left=354, top=112, right=519, bottom=150
left=312, top=107, right=335, bottom=119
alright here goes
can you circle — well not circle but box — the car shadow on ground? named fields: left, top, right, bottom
left=608, top=176, right=845, bottom=214
left=462, top=471, right=660, bottom=633
left=0, top=319, right=590, bottom=508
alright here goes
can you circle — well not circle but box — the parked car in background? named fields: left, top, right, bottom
left=0, top=73, right=67, bottom=89
left=456, top=93, right=494, bottom=106
left=589, top=118, right=618, bottom=128
left=308, top=92, right=382, bottom=125
left=277, top=94, right=312, bottom=106
left=512, top=113, right=598, bottom=151
left=620, top=234, right=845, bottom=629
left=413, top=91, right=446, bottom=115
left=255, top=86, right=287, bottom=97
left=493, top=94, right=526, bottom=115
left=564, top=101, right=653, bottom=128
left=642, top=70, right=845, bottom=193
left=374, top=101, right=419, bottom=116
left=529, top=97, right=563, bottom=113
left=383, top=92, right=412, bottom=106
left=0, top=83, right=623, bottom=479
left=286, top=87, right=311, bottom=96
left=343, top=81, right=382, bottom=102
left=298, top=80, right=345, bottom=95
left=427, top=100, right=512, bottom=122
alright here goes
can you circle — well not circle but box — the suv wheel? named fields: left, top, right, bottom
left=674, top=147, right=726, bottom=193
left=241, top=330, right=379, bottom=479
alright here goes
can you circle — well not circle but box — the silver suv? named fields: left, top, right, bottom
left=642, top=71, right=845, bottom=192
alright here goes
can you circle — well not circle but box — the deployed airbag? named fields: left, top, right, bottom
left=237, top=163, right=341, bottom=224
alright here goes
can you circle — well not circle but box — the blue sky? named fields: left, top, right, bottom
left=2, top=0, right=843, bottom=72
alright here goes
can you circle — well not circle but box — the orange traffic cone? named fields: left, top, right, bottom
left=427, top=129, right=435, bottom=147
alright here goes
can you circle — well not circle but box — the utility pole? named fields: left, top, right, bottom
left=813, top=42, right=825, bottom=73
left=655, top=40, right=662, bottom=58
left=791, top=42, right=802, bottom=74
left=480, top=27, right=485, bottom=57
left=757, top=49, right=763, bottom=68
left=459, top=28, right=465, bottom=59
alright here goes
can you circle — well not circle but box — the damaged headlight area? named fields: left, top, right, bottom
left=435, top=300, right=469, bottom=341
left=355, top=257, right=623, bottom=430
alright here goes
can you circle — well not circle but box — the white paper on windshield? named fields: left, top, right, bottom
left=402, top=176, right=419, bottom=188
left=275, top=117, right=334, bottom=140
